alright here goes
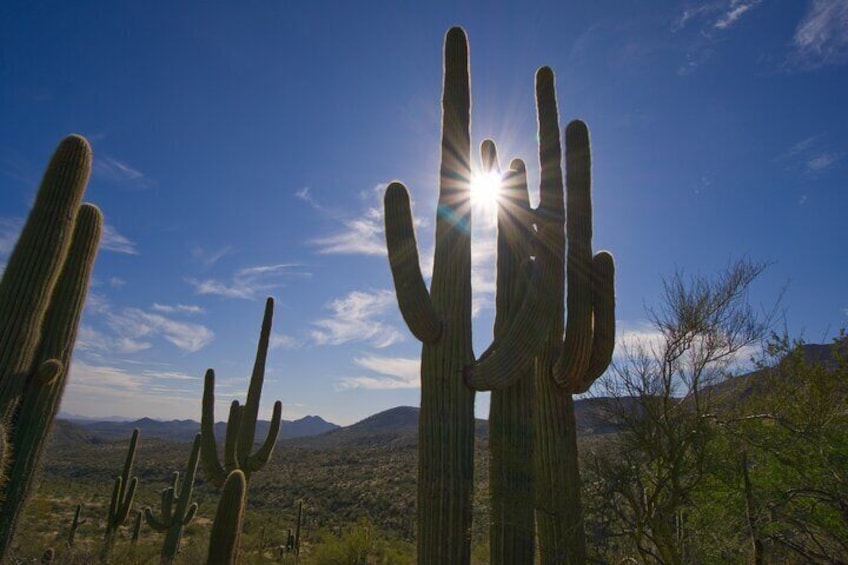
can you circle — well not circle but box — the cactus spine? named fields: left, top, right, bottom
left=383, top=27, right=550, bottom=563
left=0, top=135, right=102, bottom=558
left=200, top=297, right=282, bottom=489
left=103, top=428, right=140, bottom=557
left=207, top=470, right=246, bottom=565
left=146, top=434, right=201, bottom=564
left=530, top=69, right=616, bottom=564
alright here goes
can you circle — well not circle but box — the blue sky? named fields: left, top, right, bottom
left=1, top=1, right=846, bottom=425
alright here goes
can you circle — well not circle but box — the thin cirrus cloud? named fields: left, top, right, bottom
left=78, top=297, right=214, bottom=355
left=101, top=224, right=139, bottom=255
left=186, top=263, right=311, bottom=300
left=300, top=185, right=389, bottom=256
left=777, top=136, right=844, bottom=177
left=310, top=289, right=404, bottom=348
left=151, top=303, right=205, bottom=315
left=336, top=355, right=421, bottom=390
left=92, top=155, right=151, bottom=189
left=791, top=0, right=848, bottom=68
left=674, top=1, right=762, bottom=33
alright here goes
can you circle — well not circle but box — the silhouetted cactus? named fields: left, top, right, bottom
left=68, top=503, right=87, bottom=548
left=201, top=297, right=282, bottom=489
left=146, top=434, right=201, bottom=564
left=207, top=470, right=246, bottom=565
left=0, top=135, right=102, bottom=558
left=103, top=428, right=140, bottom=558
left=529, top=68, right=615, bottom=565
left=131, top=510, right=143, bottom=544
left=383, top=27, right=551, bottom=563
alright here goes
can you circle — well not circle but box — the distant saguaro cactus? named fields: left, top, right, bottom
left=207, top=470, right=246, bottom=565
left=68, top=503, right=87, bottom=548
left=383, top=27, right=551, bottom=564
left=530, top=68, right=615, bottom=565
left=0, top=135, right=102, bottom=559
left=146, top=434, right=201, bottom=564
left=103, top=428, right=140, bottom=558
left=200, top=297, right=282, bottom=489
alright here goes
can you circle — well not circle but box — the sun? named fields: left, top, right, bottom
left=469, top=170, right=502, bottom=213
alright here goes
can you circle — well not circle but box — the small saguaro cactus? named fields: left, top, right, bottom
left=200, top=297, right=283, bottom=489
left=146, top=434, right=201, bottom=564
left=529, top=68, right=616, bottom=565
left=207, top=470, right=246, bottom=565
left=103, top=428, right=140, bottom=557
left=383, top=27, right=551, bottom=564
left=0, top=135, right=102, bottom=559
left=68, top=503, right=87, bottom=547
left=131, top=510, right=143, bottom=544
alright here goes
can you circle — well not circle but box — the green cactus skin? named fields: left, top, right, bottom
left=131, top=509, right=143, bottom=544
left=200, top=297, right=282, bottom=489
left=68, top=503, right=87, bottom=548
left=529, top=68, right=616, bottom=565
left=103, top=428, right=140, bottom=558
left=146, top=434, right=201, bottom=564
left=207, top=470, right=246, bottom=565
left=0, top=136, right=102, bottom=559
left=384, top=28, right=551, bottom=564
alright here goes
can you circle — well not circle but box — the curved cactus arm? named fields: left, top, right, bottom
left=572, top=252, right=616, bottom=394
left=246, top=399, right=282, bottom=473
left=224, top=401, right=241, bottom=473
left=207, top=470, right=246, bottom=565
left=552, top=119, right=595, bottom=388
left=163, top=480, right=176, bottom=520
left=384, top=182, right=441, bottom=344
left=145, top=506, right=169, bottom=532
left=183, top=502, right=198, bottom=526
left=106, top=477, right=123, bottom=530
left=200, top=369, right=227, bottom=488
left=236, top=297, right=273, bottom=464
left=117, top=476, right=139, bottom=522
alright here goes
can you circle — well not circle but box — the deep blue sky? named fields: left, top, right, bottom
left=2, top=1, right=846, bottom=424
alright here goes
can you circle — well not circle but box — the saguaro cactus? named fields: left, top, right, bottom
left=465, top=142, right=538, bottom=564
left=207, top=470, right=246, bottom=565
left=103, top=428, right=140, bottom=557
left=383, top=27, right=550, bottom=564
left=68, top=504, right=87, bottom=548
left=0, top=135, right=102, bottom=558
left=530, top=68, right=616, bottom=565
left=200, top=297, right=282, bottom=488
left=146, top=434, right=201, bottom=564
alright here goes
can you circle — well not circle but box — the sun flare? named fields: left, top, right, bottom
left=469, top=170, right=502, bottom=212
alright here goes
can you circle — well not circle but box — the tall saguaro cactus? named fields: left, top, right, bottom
left=0, top=135, right=102, bottom=558
left=103, top=428, right=140, bottom=557
left=146, top=434, right=201, bottom=564
left=200, top=297, right=282, bottom=489
left=531, top=68, right=616, bottom=565
left=383, top=27, right=550, bottom=563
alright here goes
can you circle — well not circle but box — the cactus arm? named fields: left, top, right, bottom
left=106, top=477, right=122, bottom=533
left=246, top=399, right=281, bottom=473
left=572, top=251, right=616, bottom=394
left=224, top=401, right=241, bottom=473
left=207, top=470, right=246, bottom=565
left=384, top=182, right=441, bottom=343
left=145, top=507, right=169, bottom=532
left=183, top=503, right=198, bottom=525
left=117, top=476, right=139, bottom=523
left=236, top=297, right=273, bottom=464
left=552, top=120, right=595, bottom=388
left=163, top=480, right=176, bottom=520
left=0, top=136, right=91, bottom=416
left=200, top=369, right=227, bottom=488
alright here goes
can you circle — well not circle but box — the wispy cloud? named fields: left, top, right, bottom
left=303, top=184, right=390, bottom=256
left=93, top=155, right=151, bottom=189
left=311, top=289, right=403, bottom=348
left=270, top=332, right=302, bottom=350
left=101, top=224, right=139, bottom=255
left=152, top=303, right=205, bottom=315
left=191, top=245, right=233, bottom=269
left=109, top=277, right=126, bottom=288
left=187, top=263, right=311, bottom=300
left=791, top=0, right=848, bottom=69
left=79, top=298, right=214, bottom=355
left=715, top=0, right=762, bottom=30
left=777, top=135, right=844, bottom=177
left=336, top=355, right=420, bottom=390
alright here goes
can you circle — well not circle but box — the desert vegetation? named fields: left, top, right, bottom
left=1, top=25, right=845, bottom=565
